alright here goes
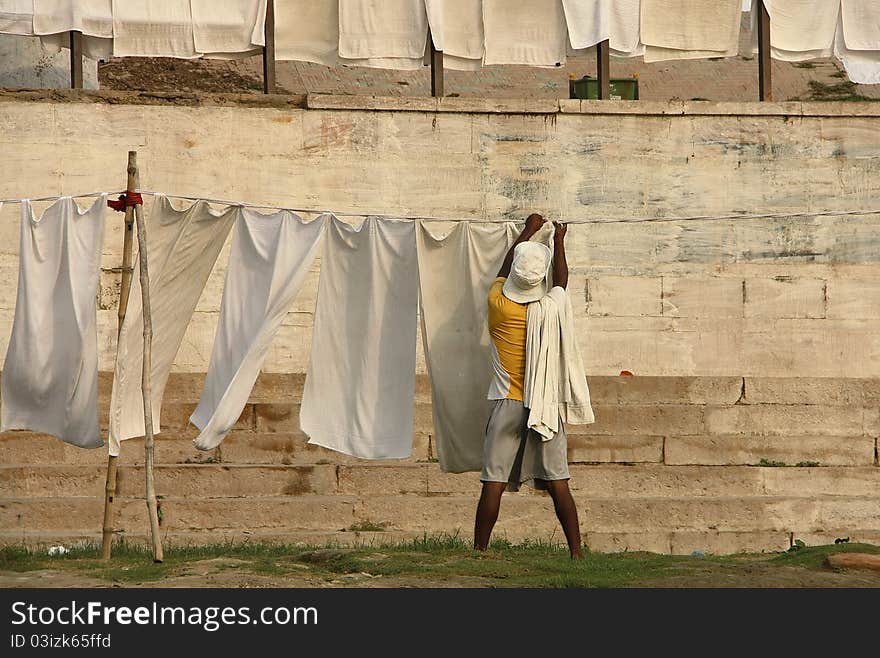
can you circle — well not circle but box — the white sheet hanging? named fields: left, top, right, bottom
left=33, top=1, right=113, bottom=59
left=606, top=0, right=644, bottom=57
left=0, top=0, right=33, bottom=35
left=108, top=196, right=239, bottom=456
left=425, top=0, right=484, bottom=70
left=416, top=221, right=519, bottom=473
left=482, top=0, right=569, bottom=66
left=112, top=0, right=199, bottom=58
left=835, top=9, right=880, bottom=84
left=274, top=0, right=340, bottom=65
left=562, top=0, right=611, bottom=50
left=300, top=217, right=419, bottom=460
left=338, top=0, right=428, bottom=62
left=642, top=0, right=741, bottom=62
left=758, top=0, right=840, bottom=59
left=1, top=196, right=106, bottom=449
left=841, top=0, right=880, bottom=51
left=190, top=0, right=266, bottom=57
left=191, top=209, right=327, bottom=451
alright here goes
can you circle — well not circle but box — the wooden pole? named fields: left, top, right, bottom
left=757, top=0, right=772, bottom=101
left=262, top=0, right=276, bottom=94
left=129, top=153, right=163, bottom=563
left=596, top=39, right=610, bottom=100
left=429, top=28, right=444, bottom=98
left=69, top=31, right=83, bottom=89
left=100, top=152, right=137, bottom=560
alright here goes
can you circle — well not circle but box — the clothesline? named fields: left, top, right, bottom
left=2, top=189, right=880, bottom=225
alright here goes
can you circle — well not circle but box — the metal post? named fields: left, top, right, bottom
left=69, top=31, right=83, bottom=89
left=429, top=30, right=444, bottom=98
left=596, top=39, right=610, bottom=100
left=757, top=0, right=772, bottom=101
left=262, top=0, right=276, bottom=94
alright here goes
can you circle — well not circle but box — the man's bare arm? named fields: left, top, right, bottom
left=552, top=221, right=568, bottom=289
left=498, top=213, right=546, bottom=278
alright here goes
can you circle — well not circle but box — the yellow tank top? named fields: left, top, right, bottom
left=487, top=277, right=527, bottom=401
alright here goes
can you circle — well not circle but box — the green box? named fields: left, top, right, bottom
left=569, top=76, right=639, bottom=100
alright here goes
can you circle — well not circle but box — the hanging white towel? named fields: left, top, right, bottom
left=33, top=1, right=113, bottom=59
left=108, top=196, right=239, bottom=456
left=190, top=0, right=265, bottom=57
left=841, top=0, right=880, bottom=51
left=757, top=0, right=840, bottom=59
left=300, top=217, right=419, bottom=460
left=482, top=0, right=568, bottom=66
left=835, top=10, right=880, bottom=84
left=338, top=0, right=428, bottom=60
left=562, top=0, right=611, bottom=50
left=191, top=209, right=327, bottom=451
left=274, top=0, right=340, bottom=65
left=524, top=287, right=595, bottom=441
left=0, top=0, right=33, bottom=35
left=642, top=0, right=741, bottom=62
left=112, top=0, right=198, bottom=58
left=606, top=0, right=644, bottom=57
left=416, top=221, right=519, bottom=474
left=425, top=0, right=484, bottom=70
left=1, top=196, right=106, bottom=449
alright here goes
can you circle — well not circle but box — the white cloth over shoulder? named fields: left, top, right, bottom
left=274, top=0, right=340, bottom=65
left=112, top=0, right=198, bottom=58
left=482, top=0, right=568, bottom=66
left=338, top=0, right=428, bottom=66
left=425, top=0, right=484, bottom=70
left=33, top=1, right=113, bottom=59
left=190, top=0, right=266, bottom=57
left=416, top=221, right=518, bottom=473
left=109, top=196, right=238, bottom=456
left=1, top=196, right=106, bottom=449
left=0, top=0, right=34, bottom=35
left=191, top=209, right=326, bottom=451
left=524, top=287, right=594, bottom=441
left=300, top=217, right=419, bottom=460
left=561, top=0, right=611, bottom=50
left=642, top=0, right=741, bottom=62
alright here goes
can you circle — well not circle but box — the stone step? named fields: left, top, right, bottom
left=665, top=435, right=877, bottom=466
left=5, top=463, right=880, bottom=499
left=3, top=494, right=879, bottom=536
left=4, top=528, right=879, bottom=556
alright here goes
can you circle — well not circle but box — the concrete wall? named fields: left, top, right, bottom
left=0, top=35, right=99, bottom=90
left=1, top=93, right=878, bottom=553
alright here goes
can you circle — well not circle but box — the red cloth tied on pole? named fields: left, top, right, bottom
left=107, top=192, right=144, bottom=212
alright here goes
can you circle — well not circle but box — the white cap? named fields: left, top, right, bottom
left=503, top=241, right=551, bottom=304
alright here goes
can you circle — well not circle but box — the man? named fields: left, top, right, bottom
left=474, top=213, right=583, bottom=559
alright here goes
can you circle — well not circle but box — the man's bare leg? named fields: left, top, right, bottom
left=545, top=479, right=583, bottom=559
left=474, top=482, right=508, bottom=550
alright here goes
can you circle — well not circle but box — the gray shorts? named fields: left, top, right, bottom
left=480, top=399, right=570, bottom=492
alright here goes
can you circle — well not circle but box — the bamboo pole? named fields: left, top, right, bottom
left=128, top=153, right=164, bottom=563
left=101, top=151, right=137, bottom=560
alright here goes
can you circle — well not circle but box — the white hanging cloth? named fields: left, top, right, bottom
left=111, top=0, right=199, bottom=58
left=190, top=0, right=266, bottom=58
left=1, top=196, right=106, bottom=449
left=0, top=0, right=34, bottom=35
left=641, top=0, right=741, bottom=62
left=752, top=0, right=840, bottom=61
left=300, top=217, right=419, bottom=460
left=274, top=0, right=341, bottom=65
left=108, top=196, right=239, bottom=456
left=835, top=3, right=880, bottom=85
left=191, top=209, right=327, bottom=451
left=561, top=0, right=611, bottom=51
left=606, top=0, right=645, bottom=57
left=416, top=220, right=518, bottom=473
left=338, top=0, right=428, bottom=69
left=482, top=0, right=568, bottom=66
left=33, top=1, right=113, bottom=60
left=425, top=0, right=484, bottom=70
